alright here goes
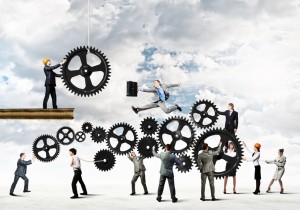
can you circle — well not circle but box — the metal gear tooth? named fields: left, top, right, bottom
left=56, top=126, right=75, bottom=145
left=32, top=134, right=60, bottom=162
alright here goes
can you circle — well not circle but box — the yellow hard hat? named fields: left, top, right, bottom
left=42, top=58, right=50, bottom=65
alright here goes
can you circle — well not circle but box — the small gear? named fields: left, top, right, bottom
left=176, top=155, right=193, bottom=173
left=157, top=116, right=196, bottom=154
left=192, top=128, right=243, bottom=179
left=91, top=126, right=106, bottom=143
left=56, top=126, right=75, bottom=145
left=75, top=131, right=86, bottom=142
left=190, top=100, right=219, bottom=129
left=82, top=122, right=93, bottom=133
left=106, top=123, right=138, bottom=155
left=94, top=149, right=116, bottom=172
left=140, top=117, right=159, bottom=136
left=137, top=137, right=158, bottom=158
left=32, top=135, right=60, bottom=162
left=61, top=46, right=111, bottom=97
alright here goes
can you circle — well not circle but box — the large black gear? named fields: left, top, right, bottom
left=94, top=149, right=116, bottom=172
left=32, top=135, right=60, bottom=162
left=157, top=116, right=196, bottom=154
left=192, top=128, right=243, bottom=179
left=176, top=155, right=193, bottom=173
left=106, top=123, right=138, bottom=155
left=137, top=137, right=158, bottom=158
left=82, top=122, right=93, bottom=133
left=91, top=126, right=106, bottom=143
left=190, top=100, right=219, bottom=129
left=61, top=46, right=111, bottom=97
left=75, top=131, right=86, bottom=142
left=140, top=117, right=159, bottom=136
left=56, top=126, right=75, bottom=145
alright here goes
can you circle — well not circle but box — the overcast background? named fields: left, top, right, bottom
left=0, top=0, right=300, bottom=202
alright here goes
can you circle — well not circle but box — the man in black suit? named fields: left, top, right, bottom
left=217, top=103, right=238, bottom=134
left=42, top=58, right=66, bottom=109
left=10, top=153, right=35, bottom=196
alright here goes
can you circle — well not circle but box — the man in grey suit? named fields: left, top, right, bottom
left=132, top=80, right=182, bottom=114
left=198, top=141, right=222, bottom=201
left=10, top=153, right=36, bottom=196
left=152, top=144, right=181, bottom=203
left=127, top=151, right=148, bottom=195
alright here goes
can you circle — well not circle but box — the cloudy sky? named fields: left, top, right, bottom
left=0, top=0, right=300, bottom=194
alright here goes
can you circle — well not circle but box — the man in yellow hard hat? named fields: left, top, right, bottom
left=42, top=58, right=66, bottom=109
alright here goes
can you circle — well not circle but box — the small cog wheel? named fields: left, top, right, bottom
left=140, top=117, right=159, bottom=136
left=56, top=126, right=75, bottom=145
left=94, top=149, right=116, bottom=172
left=176, top=155, right=193, bottom=173
left=137, top=137, right=159, bottom=158
left=190, top=100, right=219, bottom=129
left=106, top=123, right=138, bottom=155
left=75, top=131, right=86, bottom=142
left=91, top=126, right=106, bottom=143
left=157, top=116, right=196, bottom=154
left=32, top=135, right=60, bottom=162
left=61, top=46, right=111, bottom=97
left=82, top=122, right=93, bottom=133
left=192, top=128, right=243, bottom=179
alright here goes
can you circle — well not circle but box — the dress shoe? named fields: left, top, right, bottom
left=212, top=198, right=216, bottom=201
left=266, top=188, right=271, bottom=193
left=23, top=190, right=31, bottom=193
left=280, top=188, right=284, bottom=194
left=200, top=198, right=205, bottom=201
left=10, top=193, right=16, bottom=196
left=223, top=191, right=226, bottom=194
left=131, top=106, right=138, bottom=114
left=130, top=192, right=136, bottom=196
left=253, top=191, right=260, bottom=195
left=175, top=104, right=182, bottom=112
left=172, top=197, right=178, bottom=203
left=144, top=192, right=148, bottom=195
left=156, top=197, right=162, bottom=202
left=70, top=195, right=79, bottom=199
left=80, top=192, right=88, bottom=195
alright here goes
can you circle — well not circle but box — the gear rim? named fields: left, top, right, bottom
left=32, top=134, right=60, bottom=162
left=56, top=126, right=75, bottom=145
left=137, top=136, right=158, bottom=158
left=94, top=149, right=116, bottom=171
left=91, top=126, right=107, bottom=143
left=140, top=117, right=159, bottom=136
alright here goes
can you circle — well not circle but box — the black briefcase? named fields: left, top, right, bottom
left=127, top=81, right=138, bottom=97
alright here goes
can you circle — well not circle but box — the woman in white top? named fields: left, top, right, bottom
left=223, top=141, right=237, bottom=194
left=265, top=148, right=286, bottom=194
left=242, top=141, right=261, bottom=194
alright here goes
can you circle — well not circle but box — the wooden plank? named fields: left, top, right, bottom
left=0, top=108, right=74, bottom=120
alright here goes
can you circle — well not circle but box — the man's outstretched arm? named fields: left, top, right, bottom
left=165, top=84, right=180, bottom=88
left=152, top=147, right=160, bottom=158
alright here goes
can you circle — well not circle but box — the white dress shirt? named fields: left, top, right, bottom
left=71, top=156, right=81, bottom=170
left=245, top=147, right=260, bottom=166
left=224, top=149, right=236, bottom=157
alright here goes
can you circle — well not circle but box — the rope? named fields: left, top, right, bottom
left=87, top=0, right=90, bottom=52
left=79, top=157, right=104, bottom=163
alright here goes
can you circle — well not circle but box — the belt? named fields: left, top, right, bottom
left=73, top=168, right=81, bottom=171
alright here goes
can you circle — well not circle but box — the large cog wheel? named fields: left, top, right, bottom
left=106, top=123, right=138, bottom=155
left=137, top=136, right=158, bottom=158
left=140, top=117, right=159, bottom=136
left=176, top=155, right=193, bottom=173
left=91, top=126, right=106, bottom=143
left=157, top=116, right=196, bottom=154
left=32, top=135, right=60, bottom=162
left=94, top=149, right=116, bottom=172
left=192, top=128, right=243, bottom=179
left=61, top=46, right=111, bottom=97
left=56, top=126, right=75, bottom=145
left=190, top=100, right=219, bottom=129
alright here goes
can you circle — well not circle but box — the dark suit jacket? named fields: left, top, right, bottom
left=217, top=110, right=238, bottom=132
left=15, top=159, right=32, bottom=176
left=153, top=149, right=181, bottom=177
left=44, top=64, right=61, bottom=86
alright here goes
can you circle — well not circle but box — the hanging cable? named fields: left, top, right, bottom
left=87, top=0, right=90, bottom=52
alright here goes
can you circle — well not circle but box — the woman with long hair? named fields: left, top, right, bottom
left=242, top=141, right=261, bottom=194
left=265, top=149, right=286, bottom=194
left=223, top=141, right=237, bottom=194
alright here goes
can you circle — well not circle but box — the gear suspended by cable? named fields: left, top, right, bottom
left=176, top=155, right=193, bottom=173
left=61, top=46, right=111, bottom=97
left=94, top=149, right=116, bottom=172
left=192, top=128, right=243, bottom=179
left=91, top=126, right=106, bottom=143
left=75, top=131, right=86, bottom=142
left=157, top=116, right=196, bottom=155
left=137, top=137, right=158, bottom=158
left=140, top=117, right=159, bottom=136
left=82, top=122, right=93, bottom=133
left=106, top=123, right=138, bottom=155
left=56, top=126, right=75, bottom=145
left=32, top=135, right=60, bottom=162
left=190, top=100, right=219, bottom=129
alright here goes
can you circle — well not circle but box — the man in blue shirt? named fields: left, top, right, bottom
left=132, top=80, right=181, bottom=114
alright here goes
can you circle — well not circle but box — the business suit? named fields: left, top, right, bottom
left=152, top=148, right=181, bottom=199
left=197, top=144, right=221, bottom=200
left=10, top=159, right=32, bottom=194
left=217, top=110, right=238, bottom=133
left=266, top=156, right=286, bottom=180
left=43, top=64, right=62, bottom=109
left=137, top=84, right=179, bottom=114
left=127, top=154, right=148, bottom=194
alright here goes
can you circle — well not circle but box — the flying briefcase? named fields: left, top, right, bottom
left=127, top=81, right=138, bottom=97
